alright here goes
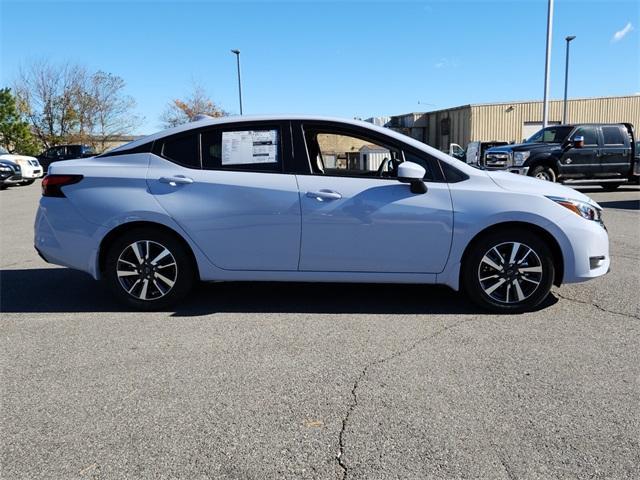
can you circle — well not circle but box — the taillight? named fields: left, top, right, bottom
left=41, top=174, right=83, bottom=197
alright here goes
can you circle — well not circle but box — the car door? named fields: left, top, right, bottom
left=295, top=123, right=453, bottom=273
left=599, top=125, right=631, bottom=177
left=560, top=126, right=600, bottom=179
left=147, top=122, right=301, bottom=271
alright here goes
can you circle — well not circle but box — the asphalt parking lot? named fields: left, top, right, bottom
left=1, top=182, right=639, bottom=479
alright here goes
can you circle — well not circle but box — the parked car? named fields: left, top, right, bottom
left=38, top=144, right=96, bottom=171
left=483, top=123, right=639, bottom=190
left=0, top=159, right=22, bottom=190
left=0, top=147, right=43, bottom=185
left=36, top=115, right=609, bottom=313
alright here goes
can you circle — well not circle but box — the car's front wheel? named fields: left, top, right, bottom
left=462, top=229, right=555, bottom=313
left=104, top=227, right=195, bottom=310
left=530, top=165, right=557, bottom=182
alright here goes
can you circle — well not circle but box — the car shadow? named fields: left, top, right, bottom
left=0, top=268, right=557, bottom=316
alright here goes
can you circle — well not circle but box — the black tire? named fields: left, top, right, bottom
left=530, top=164, right=557, bottom=182
left=22, top=179, right=35, bottom=186
left=104, top=227, right=195, bottom=310
left=462, top=228, right=555, bottom=313
left=600, top=183, right=621, bottom=191
left=0, top=184, right=7, bottom=190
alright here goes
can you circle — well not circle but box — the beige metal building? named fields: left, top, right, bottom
left=387, top=95, right=640, bottom=151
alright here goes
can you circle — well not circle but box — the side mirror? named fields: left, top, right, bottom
left=573, top=136, right=584, bottom=148
left=397, top=161, right=427, bottom=194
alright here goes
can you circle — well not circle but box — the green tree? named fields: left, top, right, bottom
left=0, top=87, right=39, bottom=155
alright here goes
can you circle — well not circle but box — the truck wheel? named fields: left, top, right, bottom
left=104, top=227, right=195, bottom=311
left=530, top=165, right=556, bottom=182
left=600, top=183, right=621, bottom=191
left=462, top=228, right=555, bottom=313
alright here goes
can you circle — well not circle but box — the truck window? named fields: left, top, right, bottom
left=601, top=126, right=626, bottom=146
left=571, top=126, right=599, bottom=146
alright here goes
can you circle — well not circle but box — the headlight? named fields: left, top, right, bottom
left=0, top=166, right=11, bottom=172
left=547, top=196, right=602, bottom=223
left=513, top=151, right=530, bottom=166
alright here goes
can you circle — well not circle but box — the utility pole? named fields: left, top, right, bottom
left=231, top=49, right=243, bottom=115
left=563, top=35, right=576, bottom=124
left=542, top=0, right=554, bottom=128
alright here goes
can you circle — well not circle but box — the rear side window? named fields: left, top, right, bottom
left=161, top=134, right=200, bottom=169
left=201, top=127, right=281, bottom=172
left=601, top=126, right=626, bottom=146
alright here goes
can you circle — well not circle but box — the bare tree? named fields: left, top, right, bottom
left=87, top=72, right=140, bottom=151
left=14, top=61, right=84, bottom=148
left=161, top=84, right=226, bottom=128
left=14, top=60, right=141, bottom=151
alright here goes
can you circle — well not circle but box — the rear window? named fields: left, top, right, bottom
left=161, top=134, right=201, bottom=169
left=601, top=126, right=626, bottom=146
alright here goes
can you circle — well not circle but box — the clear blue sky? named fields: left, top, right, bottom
left=1, top=0, right=638, bottom=134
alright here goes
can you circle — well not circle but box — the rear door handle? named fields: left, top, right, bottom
left=306, top=189, right=342, bottom=201
left=159, top=175, right=194, bottom=186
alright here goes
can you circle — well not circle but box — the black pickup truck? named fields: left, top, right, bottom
left=483, top=123, right=639, bottom=190
left=38, top=144, right=96, bottom=171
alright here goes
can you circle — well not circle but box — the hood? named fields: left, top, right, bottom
left=487, top=142, right=562, bottom=154
left=0, top=158, right=19, bottom=168
left=487, top=171, right=600, bottom=208
left=0, top=153, right=39, bottom=163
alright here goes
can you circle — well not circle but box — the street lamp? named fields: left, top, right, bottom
left=563, top=35, right=576, bottom=124
left=230, top=49, right=243, bottom=115
left=542, top=0, right=554, bottom=128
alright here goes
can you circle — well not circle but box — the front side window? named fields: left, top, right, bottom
left=161, top=134, right=200, bottom=168
left=571, top=126, right=599, bottom=146
left=601, top=126, right=626, bottom=146
left=304, top=128, right=400, bottom=178
left=202, top=127, right=281, bottom=172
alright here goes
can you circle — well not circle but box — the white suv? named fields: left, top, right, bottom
left=0, top=147, right=43, bottom=185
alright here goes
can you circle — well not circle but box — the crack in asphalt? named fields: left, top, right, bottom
left=335, top=318, right=473, bottom=479
left=554, top=291, right=639, bottom=320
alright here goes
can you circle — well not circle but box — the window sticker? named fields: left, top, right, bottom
left=221, top=130, right=278, bottom=165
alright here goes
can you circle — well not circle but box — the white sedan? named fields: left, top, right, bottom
left=0, top=147, right=44, bottom=184
left=35, top=115, right=609, bottom=312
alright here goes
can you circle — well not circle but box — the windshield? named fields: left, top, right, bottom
left=0, top=147, right=9, bottom=154
left=525, top=126, right=573, bottom=144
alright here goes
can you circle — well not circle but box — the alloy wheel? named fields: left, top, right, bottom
left=116, top=240, right=178, bottom=301
left=477, top=241, right=543, bottom=304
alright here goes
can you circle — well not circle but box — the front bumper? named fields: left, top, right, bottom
left=560, top=213, right=610, bottom=283
left=20, top=165, right=43, bottom=179
left=1, top=174, right=23, bottom=185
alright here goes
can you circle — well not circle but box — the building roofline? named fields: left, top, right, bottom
left=392, top=94, right=639, bottom=117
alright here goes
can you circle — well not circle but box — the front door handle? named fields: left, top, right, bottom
left=306, top=189, right=342, bottom=201
left=159, top=175, right=194, bottom=186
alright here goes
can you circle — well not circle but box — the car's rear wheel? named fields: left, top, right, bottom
left=462, top=228, right=555, bottom=313
left=104, top=227, right=195, bottom=310
left=530, top=165, right=556, bottom=182
left=600, top=183, right=622, bottom=191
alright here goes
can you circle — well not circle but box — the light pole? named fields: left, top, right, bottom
left=230, top=49, right=243, bottom=115
left=563, top=35, right=576, bottom=124
left=542, top=0, right=554, bottom=128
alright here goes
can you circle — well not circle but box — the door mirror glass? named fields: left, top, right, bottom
left=573, top=136, right=584, bottom=148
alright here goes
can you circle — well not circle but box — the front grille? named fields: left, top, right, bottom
left=483, top=152, right=512, bottom=169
